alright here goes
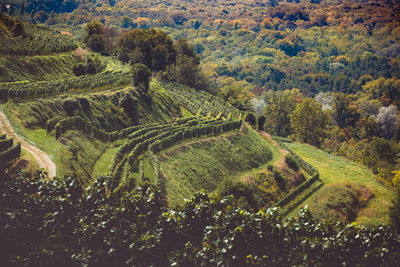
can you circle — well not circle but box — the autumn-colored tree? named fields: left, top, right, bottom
left=355, top=117, right=379, bottom=140
left=218, top=78, right=254, bottom=110
left=166, top=38, right=208, bottom=90
left=363, top=78, right=400, bottom=108
left=101, top=26, right=118, bottom=54
left=277, top=34, right=305, bottom=57
left=290, top=98, right=328, bottom=146
left=374, top=105, right=399, bottom=140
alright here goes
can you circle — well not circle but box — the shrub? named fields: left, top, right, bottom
left=285, top=154, right=299, bottom=171
left=245, top=112, right=257, bottom=127
left=72, top=63, right=87, bottom=76
left=1, top=174, right=399, bottom=266
left=62, top=98, right=80, bottom=116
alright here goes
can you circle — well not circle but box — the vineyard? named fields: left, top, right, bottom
left=34, top=77, right=246, bottom=191
left=0, top=70, right=131, bottom=101
left=44, top=112, right=243, bottom=193
left=1, top=2, right=400, bottom=265
left=162, top=82, right=241, bottom=118
left=0, top=52, right=133, bottom=102
left=0, top=18, right=77, bottom=56
left=108, top=116, right=242, bottom=191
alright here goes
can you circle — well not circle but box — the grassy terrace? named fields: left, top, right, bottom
left=286, top=142, right=396, bottom=226
left=157, top=127, right=277, bottom=207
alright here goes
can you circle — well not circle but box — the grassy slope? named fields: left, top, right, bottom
left=64, top=131, right=108, bottom=180
left=157, top=127, right=275, bottom=207
left=92, top=146, right=119, bottom=177
left=7, top=148, right=41, bottom=177
left=0, top=52, right=80, bottom=83
left=286, top=142, right=395, bottom=226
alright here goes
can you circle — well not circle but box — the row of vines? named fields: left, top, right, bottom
left=0, top=22, right=77, bottom=56
left=272, top=136, right=321, bottom=210
left=111, top=116, right=242, bottom=190
left=0, top=71, right=131, bottom=101
left=162, top=82, right=241, bottom=119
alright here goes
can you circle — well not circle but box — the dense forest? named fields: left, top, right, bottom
left=1, top=0, right=400, bottom=265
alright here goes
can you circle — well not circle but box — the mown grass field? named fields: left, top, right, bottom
left=157, top=127, right=278, bottom=207
left=286, top=142, right=396, bottom=226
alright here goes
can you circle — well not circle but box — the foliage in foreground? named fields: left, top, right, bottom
left=1, top=172, right=399, bottom=266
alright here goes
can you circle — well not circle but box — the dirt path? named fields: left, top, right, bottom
left=0, top=111, right=56, bottom=178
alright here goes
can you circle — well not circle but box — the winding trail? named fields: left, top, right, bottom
left=0, top=111, right=56, bottom=178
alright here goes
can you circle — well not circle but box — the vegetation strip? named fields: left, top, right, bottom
left=272, top=136, right=322, bottom=210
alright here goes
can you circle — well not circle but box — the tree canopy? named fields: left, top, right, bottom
left=290, top=98, right=328, bottom=146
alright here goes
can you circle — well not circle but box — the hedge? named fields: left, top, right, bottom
left=274, top=172, right=320, bottom=208
left=0, top=142, right=21, bottom=168
left=272, top=137, right=317, bottom=175
left=272, top=136, right=321, bottom=210
left=46, top=116, right=63, bottom=133
left=0, top=138, right=13, bottom=152
left=55, top=116, right=109, bottom=141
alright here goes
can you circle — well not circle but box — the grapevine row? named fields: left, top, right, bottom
left=110, top=118, right=241, bottom=189
left=0, top=71, right=131, bottom=101
left=0, top=23, right=77, bottom=56
left=162, top=82, right=241, bottom=118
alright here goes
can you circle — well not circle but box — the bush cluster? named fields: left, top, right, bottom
left=55, top=116, right=109, bottom=141
left=1, top=173, right=399, bottom=266
left=0, top=135, right=20, bottom=171
left=272, top=136, right=321, bottom=209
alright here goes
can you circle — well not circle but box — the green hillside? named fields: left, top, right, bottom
left=2, top=81, right=183, bottom=179
left=285, top=142, right=396, bottom=226
left=0, top=53, right=80, bottom=83
left=158, top=127, right=274, bottom=206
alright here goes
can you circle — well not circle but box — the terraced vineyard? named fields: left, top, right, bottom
left=0, top=15, right=77, bottom=56
left=109, top=116, right=242, bottom=191
left=162, top=82, right=241, bottom=118
left=2, top=69, right=245, bottom=195
left=0, top=71, right=131, bottom=101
